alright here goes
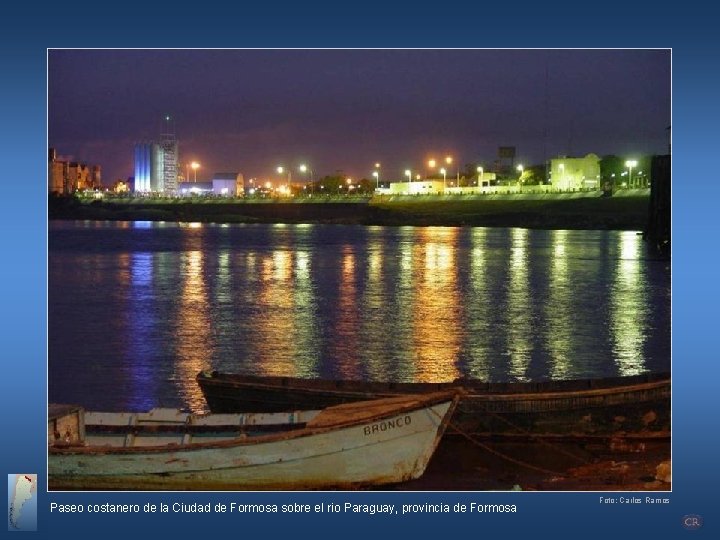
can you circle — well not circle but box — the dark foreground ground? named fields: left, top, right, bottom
left=392, top=436, right=671, bottom=492
left=49, top=195, right=652, bottom=230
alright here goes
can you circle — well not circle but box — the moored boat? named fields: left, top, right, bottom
left=196, top=371, right=671, bottom=438
left=48, top=390, right=460, bottom=491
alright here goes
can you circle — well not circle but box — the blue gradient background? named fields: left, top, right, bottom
left=2, top=4, right=716, bottom=539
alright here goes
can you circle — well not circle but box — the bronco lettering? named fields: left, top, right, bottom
left=363, top=415, right=411, bottom=436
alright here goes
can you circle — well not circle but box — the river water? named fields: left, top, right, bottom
left=49, top=221, right=670, bottom=412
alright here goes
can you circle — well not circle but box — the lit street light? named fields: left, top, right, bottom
left=440, top=167, right=447, bottom=191
left=625, top=160, right=638, bottom=188
left=477, top=166, right=484, bottom=187
left=405, top=169, right=411, bottom=185
left=277, top=166, right=291, bottom=190
left=299, top=164, right=313, bottom=195
left=445, top=155, right=458, bottom=187
left=191, top=161, right=200, bottom=182
left=372, top=170, right=379, bottom=189
left=517, top=164, right=524, bottom=186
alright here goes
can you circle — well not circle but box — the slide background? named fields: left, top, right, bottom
left=3, top=3, right=716, bottom=538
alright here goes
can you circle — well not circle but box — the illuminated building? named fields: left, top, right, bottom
left=48, top=148, right=67, bottom=194
left=212, top=172, right=244, bottom=196
left=386, top=180, right=445, bottom=195
left=177, top=173, right=244, bottom=197
left=68, top=162, right=90, bottom=191
left=134, top=143, right=155, bottom=192
left=159, top=117, right=178, bottom=193
left=49, top=148, right=101, bottom=193
left=550, top=154, right=601, bottom=190
left=133, top=115, right=179, bottom=194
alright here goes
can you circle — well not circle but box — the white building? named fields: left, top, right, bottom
left=385, top=180, right=445, bottom=195
left=550, top=154, right=601, bottom=190
left=212, top=172, right=244, bottom=196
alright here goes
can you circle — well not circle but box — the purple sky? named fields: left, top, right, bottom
left=48, top=49, right=670, bottom=184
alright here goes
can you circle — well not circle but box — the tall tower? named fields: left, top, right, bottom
left=159, top=115, right=178, bottom=194
left=134, top=143, right=152, bottom=192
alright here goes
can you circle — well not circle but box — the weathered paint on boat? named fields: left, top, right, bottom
left=49, top=391, right=459, bottom=490
left=196, top=371, right=671, bottom=437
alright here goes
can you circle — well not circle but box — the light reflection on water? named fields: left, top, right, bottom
left=49, top=221, right=670, bottom=412
left=612, top=232, right=649, bottom=376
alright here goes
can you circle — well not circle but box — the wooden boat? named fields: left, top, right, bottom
left=48, top=391, right=459, bottom=491
left=196, top=371, right=671, bottom=438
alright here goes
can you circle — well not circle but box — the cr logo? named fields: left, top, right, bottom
left=682, top=515, right=703, bottom=530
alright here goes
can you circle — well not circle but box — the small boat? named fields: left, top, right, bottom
left=196, top=371, right=671, bottom=438
left=48, top=390, right=460, bottom=491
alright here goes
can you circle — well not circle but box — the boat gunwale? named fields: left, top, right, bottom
left=196, top=372, right=670, bottom=403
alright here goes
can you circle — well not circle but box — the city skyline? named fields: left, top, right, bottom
left=48, top=49, right=670, bottom=186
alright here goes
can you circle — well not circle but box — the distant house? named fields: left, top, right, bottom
left=178, top=181, right=213, bottom=196
left=211, top=172, right=244, bottom=197
left=549, top=154, right=601, bottom=190
left=387, top=180, right=445, bottom=195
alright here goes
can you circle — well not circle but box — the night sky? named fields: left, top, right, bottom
left=48, top=49, right=670, bottom=185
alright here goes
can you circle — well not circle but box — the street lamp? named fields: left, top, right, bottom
left=445, top=155, right=458, bottom=186
left=299, top=164, right=313, bottom=196
left=277, top=166, right=291, bottom=190
left=477, top=166, right=484, bottom=187
left=405, top=169, right=411, bottom=185
left=191, top=161, right=200, bottom=182
left=625, top=160, right=637, bottom=188
left=428, top=159, right=436, bottom=169
left=517, top=164, right=524, bottom=187
left=440, top=167, right=447, bottom=191
left=372, top=170, right=379, bottom=189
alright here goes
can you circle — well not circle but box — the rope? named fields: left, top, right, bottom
left=430, top=402, right=565, bottom=477
left=481, top=411, right=591, bottom=464
left=447, top=419, right=565, bottom=477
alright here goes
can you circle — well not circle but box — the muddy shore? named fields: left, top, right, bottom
left=393, top=436, right=671, bottom=492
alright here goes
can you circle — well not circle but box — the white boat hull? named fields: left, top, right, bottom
left=49, top=399, right=454, bottom=490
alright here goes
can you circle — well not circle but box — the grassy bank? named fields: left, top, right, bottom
left=49, top=194, right=651, bottom=230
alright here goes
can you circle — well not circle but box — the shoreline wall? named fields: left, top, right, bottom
left=49, top=193, right=653, bottom=230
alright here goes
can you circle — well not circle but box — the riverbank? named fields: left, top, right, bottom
left=49, top=192, right=652, bottom=230
left=394, top=436, right=671, bottom=491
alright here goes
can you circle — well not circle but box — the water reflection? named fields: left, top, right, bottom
left=332, top=246, right=361, bottom=378
left=361, top=228, right=392, bottom=380
left=506, top=228, right=532, bottom=380
left=611, top=232, right=648, bottom=376
left=126, top=252, right=157, bottom=410
left=411, top=227, right=461, bottom=382
left=173, top=248, right=213, bottom=410
left=48, top=222, right=670, bottom=412
left=293, top=249, right=320, bottom=378
left=546, top=230, right=573, bottom=379
left=254, top=249, right=297, bottom=375
left=464, top=228, right=492, bottom=378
